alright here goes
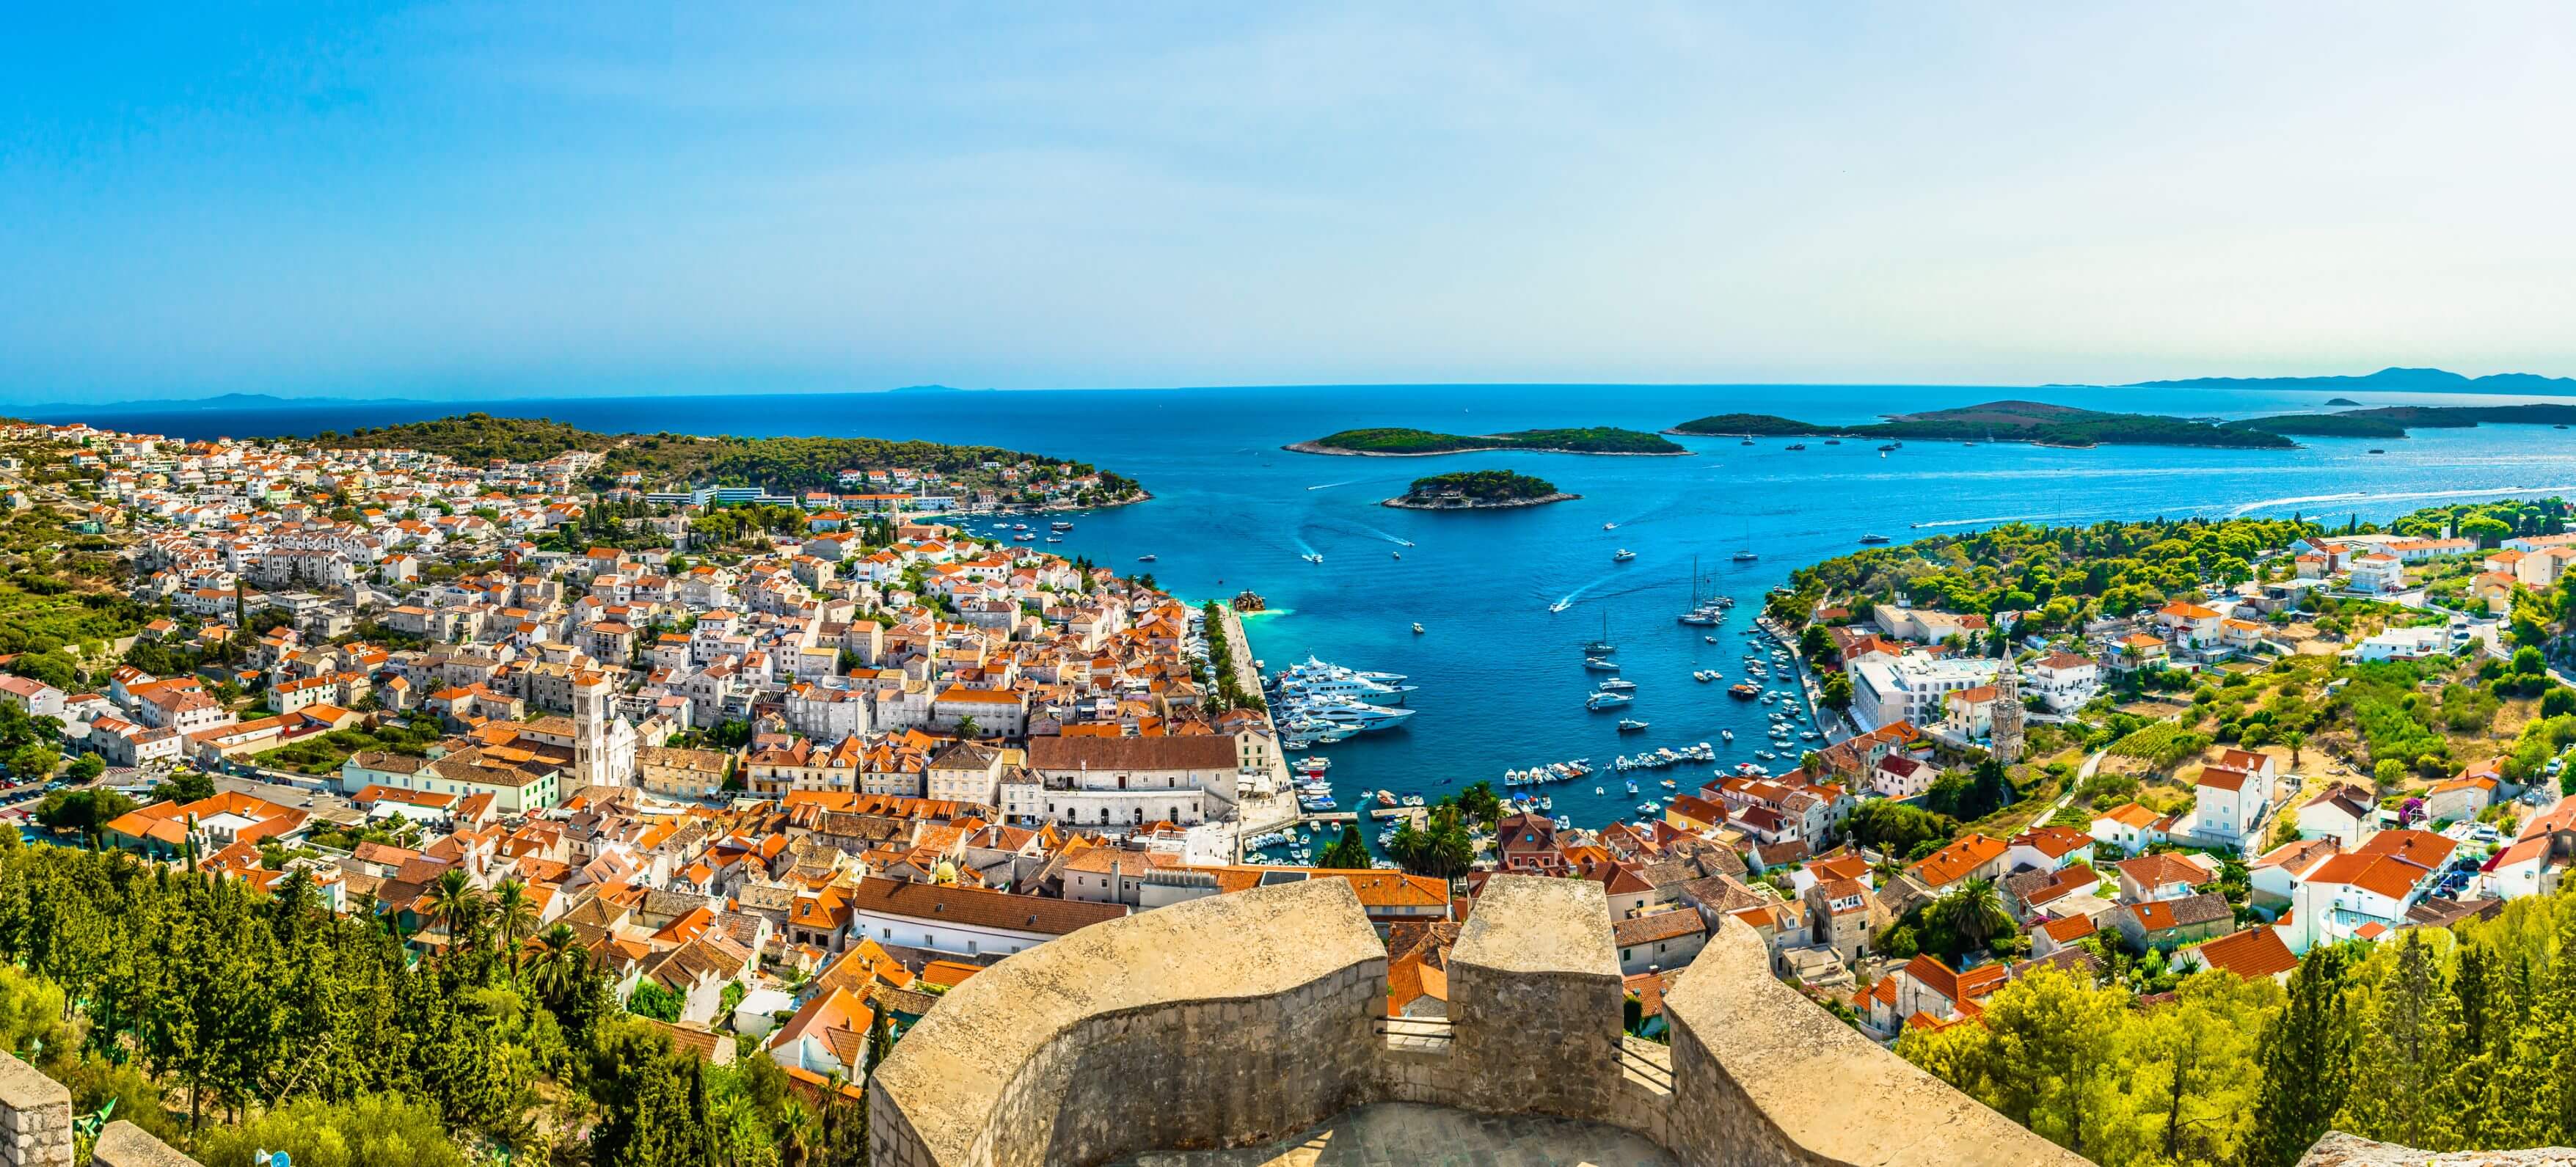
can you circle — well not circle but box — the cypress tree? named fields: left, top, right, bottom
left=2246, top=943, right=2357, bottom=1167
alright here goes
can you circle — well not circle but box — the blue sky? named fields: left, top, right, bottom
left=6, top=3, right=2575, bottom=401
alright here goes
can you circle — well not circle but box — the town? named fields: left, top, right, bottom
left=2, top=415, right=2575, bottom=1166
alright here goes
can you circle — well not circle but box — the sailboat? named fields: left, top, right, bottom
left=1583, top=610, right=1614, bottom=656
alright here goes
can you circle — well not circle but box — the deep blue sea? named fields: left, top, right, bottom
left=49, top=383, right=2576, bottom=830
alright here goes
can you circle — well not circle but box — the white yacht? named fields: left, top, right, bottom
left=1585, top=691, right=1633, bottom=710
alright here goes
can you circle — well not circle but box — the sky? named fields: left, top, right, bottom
left=6, top=3, right=2576, bottom=402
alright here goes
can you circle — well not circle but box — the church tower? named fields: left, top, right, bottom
left=1990, top=656, right=2025, bottom=764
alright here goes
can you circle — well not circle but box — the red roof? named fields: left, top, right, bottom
left=2192, top=927, right=2297, bottom=980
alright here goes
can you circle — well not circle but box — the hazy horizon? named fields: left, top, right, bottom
left=11, top=4, right=2576, bottom=403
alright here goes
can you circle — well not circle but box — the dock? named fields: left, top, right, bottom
left=1299, top=811, right=1359, bottom=824
left=1295, top=806, right=1427, bottom=826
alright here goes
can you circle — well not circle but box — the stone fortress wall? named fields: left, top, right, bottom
left=870, top=873, right=2088, bottom=1167
left=0, top=1050, right=197, bottom=1167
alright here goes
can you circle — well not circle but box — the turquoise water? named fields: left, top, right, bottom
left=59, top=383, right=2576, bottom=830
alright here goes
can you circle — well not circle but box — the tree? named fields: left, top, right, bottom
left=955, top=716, right=980, bottom=740
left=2281, top=728, right=2306, bottom=765
left=2374, top=758, right=2407, bottom=788
left=626, top=980, right=685, bottom=1023
left=2245, top=944, right=2357, bottom=1167
left=1454, top=780, right=1503, bottom=826
left=492, top=879, right=537, bottom=960
left=1315, top=826, right=1371, bottom=870
left=1820, top=670, right=1853, bottom=710
left=1922, top=879, right=2014, bottom=955
left=2346, top=932, right=2460, bottom=1150
left=156, top=769, right=215, bottom=805
left=426, top=868, right=485, bottom=945
left=64, top=754, right=104, bottom=783
left=525, top=923, right=591, bottom=1007
left=1799, top=623, right=1833, bottom=660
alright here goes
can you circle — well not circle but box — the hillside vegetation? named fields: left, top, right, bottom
left=2227, top=402, right=2576, bottom=439
left=1299, top=426, right=1683, bottom=455
left=1391, top=469, right=1565, bottom=506
left=288, top=413, right=1142, bottom=500
left=1669, top=400, right=2293, bottom=449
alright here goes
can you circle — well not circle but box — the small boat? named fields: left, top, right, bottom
left=1693, top=670, right=1715, bottom=682
left=1618, top=718, right=1649, bottom=732
left=1012, top=532, right=1035, bottom=542
left=1729, top=683, right=1760, bottom=698
left=1412, top=622, right=1425, bottom=634
left=1704, top=634, right=1717, bottom=643
left=1721, top=729, right=1734, bottom=741
left=1391, top=550, right=1401, bottom=559
left=1877, top=443, right=1899, bottom=452
left=1825, top=439, right=1841, bottom=445
left=1584, top=657, right=1619, bottom=672
left=1739, top=438, right=1754, bottom=446
left=1732, top=551, right=1758, bottom=562
left=1045, top=535, right=1063, bottom=543
left=1301, top=552, right=1324, bottom=564
left=1051, top=520, right=1074, bottom=531
left=1548, top=599, right=1570, bottom=613
left=1612, top=549, right=1636, bottom=563
left=1785, top=443, right=1806, bottom=450
left=1858, top=533, right=1890, bottom=544
left=1598, top=678, right=1637, bottom=691
left=1136, top=554, right=1158, bottom=562
left=2368, top=448, right=2386, bottom=455
left=1602, top=522, right=1618, bottom=530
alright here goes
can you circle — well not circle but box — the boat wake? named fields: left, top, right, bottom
left=2224, top=485, right=2576, bottom=517
left=1354, top=523, right=1416, bottom=547
left=1305, top=480, right=1357, bottom=491
left=1909, top=513, right=2078, bottom=530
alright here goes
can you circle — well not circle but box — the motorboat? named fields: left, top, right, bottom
left=1721, top=729, right=1734, bottom=741
left=1598, top=678, right=1637, bottom=692
left=1732, top=550, right=1758, bottom=562
left=1618, top=718, right=1649, bottom=732
left=1586, top=691, right=1633, bottom=710
left=1858, top=533, right=1890, bottom=544
left=1602, top=522, right=1618, bottom=530
left=1392, top=550, right=1401, bottom=559
left=1729, top=683, right=1760, bottom=698
left=1785, top=443, right=1806, bottom=450
left=1693, top=670, right=1715, bottom=682
left=1136, top=554, right=1157, bottom=562
left=1012, top=532, right=1035, bottom=542
left=1051, top=520, right=1074, bottom=531
left=1301, top=552, right=1324, bottom=564
left=1611, top=549, right=1637, bottom=563
left=1549, top=599, right=1571, bottom=613
left=1583, top=657, right=1619, bottom=672
left=1412, top=622, right=1425, bottom=634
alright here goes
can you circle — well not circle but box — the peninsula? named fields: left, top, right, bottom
left=1288, top=426, right=1685, bottom=457
left=1382, top=469, right=1577, bottom=510
left=2224, top=401, right=2576, bottom=439
left=2128, top=365, right=2576, bottom=394
left=1665, top=399, right=2294, bottom=449
left=288, top=411, right=1148, bottom=509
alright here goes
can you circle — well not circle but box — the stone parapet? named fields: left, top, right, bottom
left=1657, top=917, right=2087, bottom=1166
left=871, top=873, right=2091, bottom=1167
left=869, top=877, right=1386, bottom=1167
left=91, top=1124, right=202, bottom=1167
left=0, top=1053, right=69, bottom=1167
left=2302, top=1132, right=2576, bottom=1166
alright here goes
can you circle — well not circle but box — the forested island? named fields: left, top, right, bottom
left=1666, top=400, right=2294, bottom=449
left=2128, top=365, right=2576, bottom=394
left=1288, top=426, right=1685, bottom=456
left=285, top=413, right=1147, bottom=507
left=2225, top=402, right=2576, bottom=439
left=1382, top=469, right=1576, bottom=510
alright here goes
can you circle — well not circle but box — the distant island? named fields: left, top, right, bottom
left=2324, top=397, right=2361, bottom=406
left=1288, top=426, right=1687, bottom=457
left=1383, top=469, right=1576, bottom=511
left=1665, top=400, right=2293, bottom=450
left=2127, top=366, right=2576, bottom=394
left=2225, top=402, right=2576, bottom=439
left=282, top=412, right=1147, bottom=508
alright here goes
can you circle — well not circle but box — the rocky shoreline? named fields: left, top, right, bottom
left=1382, top=491, right=1580, bottom=511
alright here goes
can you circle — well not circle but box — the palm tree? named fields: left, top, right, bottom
left=426, top=868, right=485, bottom=946
left=525, top=923, right=588, bottom=1003
left=2283, top=728, right=2306, bottom=766
left=492, top=878, right=536, bottom=959
left=1925, top=878, right=2014, bottom=954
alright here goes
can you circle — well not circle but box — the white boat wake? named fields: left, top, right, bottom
left=1305, top=480, right=1357, bottom=491
left=2225, top=485, right=2576, bottom=517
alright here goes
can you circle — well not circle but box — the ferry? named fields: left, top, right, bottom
left=1611, top=549, right=1636, bottom=563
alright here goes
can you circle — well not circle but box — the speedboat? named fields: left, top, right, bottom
left=1549, top=599, right=1570, bottom=613
left=1136, top=554, right=1157, bottom=562
left=1618, top=718, right=1649, bottom=732
left=1858, top=533, right=1889, bottom=544
left=1586, top=691, right=1633, bottom=710
left=1611, top=549, right=1636, bottom=563
left=1721, top=729, right=1734, bottom=741
left=1598, top=678, right=1636, bottom=692
left=1051, top=520, right=1073, bottom=531
left=1301, top=552, right=1324, bottom=564
left=1583, top=657, right=1619, bottom=672
left=1412, top=622, right=1425, bottom=634
left=1392, top=551, right=1401, bottom=559
left=1603, top=522, right=1617, bottom=530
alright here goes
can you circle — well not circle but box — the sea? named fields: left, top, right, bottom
left=45, top=382, right=2576, bottom=834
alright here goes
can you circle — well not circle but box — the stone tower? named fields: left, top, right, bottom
left=1989, top=656, right=2024, bottom=764
left=571, top=668, right=636, bottom=786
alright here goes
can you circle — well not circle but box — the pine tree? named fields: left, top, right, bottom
left=2246, top=944, right=2357, bottom=1167
left=2346, top=931, right=2459, bottom=1149
left=1316, top=825, right=1371, bottom=870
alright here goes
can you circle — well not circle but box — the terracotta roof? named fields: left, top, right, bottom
left=2190, top=927, right=2297, bottom=980
left=841, top=877, right=1128, bottom=936
left=1908, top=833, right=2007, bottom=890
